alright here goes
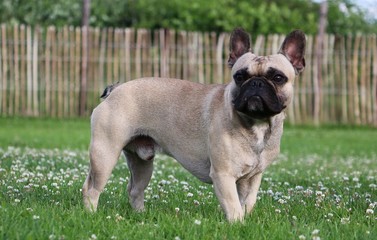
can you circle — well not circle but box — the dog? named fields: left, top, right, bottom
left=82, top=28, right=306, bottom=222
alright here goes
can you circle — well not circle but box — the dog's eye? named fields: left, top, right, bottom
left=233, top=73, right=247, bottom=85
left=273, top=74, right=286, bottom=83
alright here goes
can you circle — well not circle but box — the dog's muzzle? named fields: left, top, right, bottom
left=232, top=77, right=285, bottom=119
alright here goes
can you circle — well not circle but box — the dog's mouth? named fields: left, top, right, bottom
left=232, top=79, right=286, bottom=119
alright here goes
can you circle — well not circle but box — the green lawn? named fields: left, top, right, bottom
left=0, top=117, right=376, bottom=239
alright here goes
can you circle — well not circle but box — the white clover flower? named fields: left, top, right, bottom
left=366, top=209, right=374, bottom=215
left=194, top=219, right=201, bottom=225
left=14, top=199, right=20, bottom=203
left=340, top=217, right=350, bottom=224
left=298, top=235, right=306, bottom=240
left=187, top=193, right=193, bottom=197
left=90, top=234, right=97, bottom=240
left=33, top=215, right=40, bottom=220
left=315, top=191, right=324, bottom=197
left=115, top=214, right=124, bottom=222
left=275, top=209, right=281, bottom=214
left=311, top=229, right=320, bottom=235
left=175, top=207, right=180, bottom=213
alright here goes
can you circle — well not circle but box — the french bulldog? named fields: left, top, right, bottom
left=82, top=28, right=306, bottom=222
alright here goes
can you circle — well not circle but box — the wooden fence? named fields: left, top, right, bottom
left=0, top=24, right=376, bottom=125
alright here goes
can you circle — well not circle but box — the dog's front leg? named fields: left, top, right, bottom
left=210, top=171, right=244, bottom=222
left=237, top=172, right=263, bottom=215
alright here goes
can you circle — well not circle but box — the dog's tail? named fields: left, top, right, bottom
left=100, top=82, right=121, bottom=99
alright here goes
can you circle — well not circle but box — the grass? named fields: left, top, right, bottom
left=0, top=117, right=376, bottom=239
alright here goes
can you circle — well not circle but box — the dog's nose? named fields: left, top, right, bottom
left=251, top=78, right=264, bottom=89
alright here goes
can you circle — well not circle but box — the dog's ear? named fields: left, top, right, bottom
left=228, top=28, right=251, bottom=68
left=278, top=30, right=306, bottom=74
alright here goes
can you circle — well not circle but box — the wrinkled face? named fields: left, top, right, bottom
left=231, top=52, right=295, bottom=120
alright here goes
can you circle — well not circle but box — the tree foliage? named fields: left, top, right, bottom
left=0, top=0, right=376, bottom=35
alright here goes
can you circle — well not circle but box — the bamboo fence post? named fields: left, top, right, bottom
left=339, top=36, right=348, bottom=123
left=175, top=30, right=183, bottom=79
left=26, top=26, right=33, bottom=115
left=57, top=28, right=63, bottom=118
left=365, top=35, right=372, bottom=124
left=253, top=35, right=264, bottom=56
left=113, top=28, right=121, bottom=83
left=180, top=31, right=188, bottom=80
left=168, top=30, right=176, bottom=78
left=44, top=27, right=51, bottom=116
left=117, top=28, right=125, bottom=83
left=90, top=27, right=100, bottom=103
left=352, top=34, right=361, bottom=124
left=330, top=35, right=337, bottom=122
left=74, top=27, right=81, bottom=116
left=135, top=29, right=142, bottom=79
left=215, top=33, right=225, bottom=84
left=197, top=33, right=204, bottom=84
left=144, top=29, right=153, bottom=78
left=359, top=35, right=367, bottom=125
left=299, top=35, right=311, bottom=124
left=203, top=32, right=211, bottom=84
left=223, top=33, right=230, bottom=83
left=68, top=26, right=76, bottom=117
left=13, top=25, right=20, bottom=115
left=6, top=24, right=13, bottom=115
left=306, top=35, right=314, bottom=123
left=62, top=26, right=69, bottom=117
left=152, top=29, right=160, bottom=77
left=79, top=26, right=89, bottom=116
left=1, top=25, right=7, bottom=115
left=0, top=25, right=2, bottom=114
left=7, top=25, right=14, bottom=116
left=62, top=26, right=68, bottom=116
left=371, top=34, right=377, bottom=126
left=160, top=29, right=168, bottom=78
left=19, top=25, right=26, bottom=114
left=322, top=34, right=328, bottom=122
left=98, top=28, right=106, bottom=87
left=333, top=36, right=342, bottom=123
left=105, top=28, right=113, bottom=85
left=33, top=26, right=40, bottom=116
left=345, top=35, right=353, bottom=123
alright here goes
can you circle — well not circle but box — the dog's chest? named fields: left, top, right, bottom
left=250, top=124, right=270, bottom=154
left=238, top=124, right=273, bottom=176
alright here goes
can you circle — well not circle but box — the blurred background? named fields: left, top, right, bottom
left=0, top=0, right=376, bottom=126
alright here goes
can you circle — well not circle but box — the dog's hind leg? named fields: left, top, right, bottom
left=124, top=151, right=154, bottom=211
left=82, top=140, right=122, bottom=212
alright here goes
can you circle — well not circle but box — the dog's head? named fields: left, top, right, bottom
left=228, top=28, right=306, bottom=120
